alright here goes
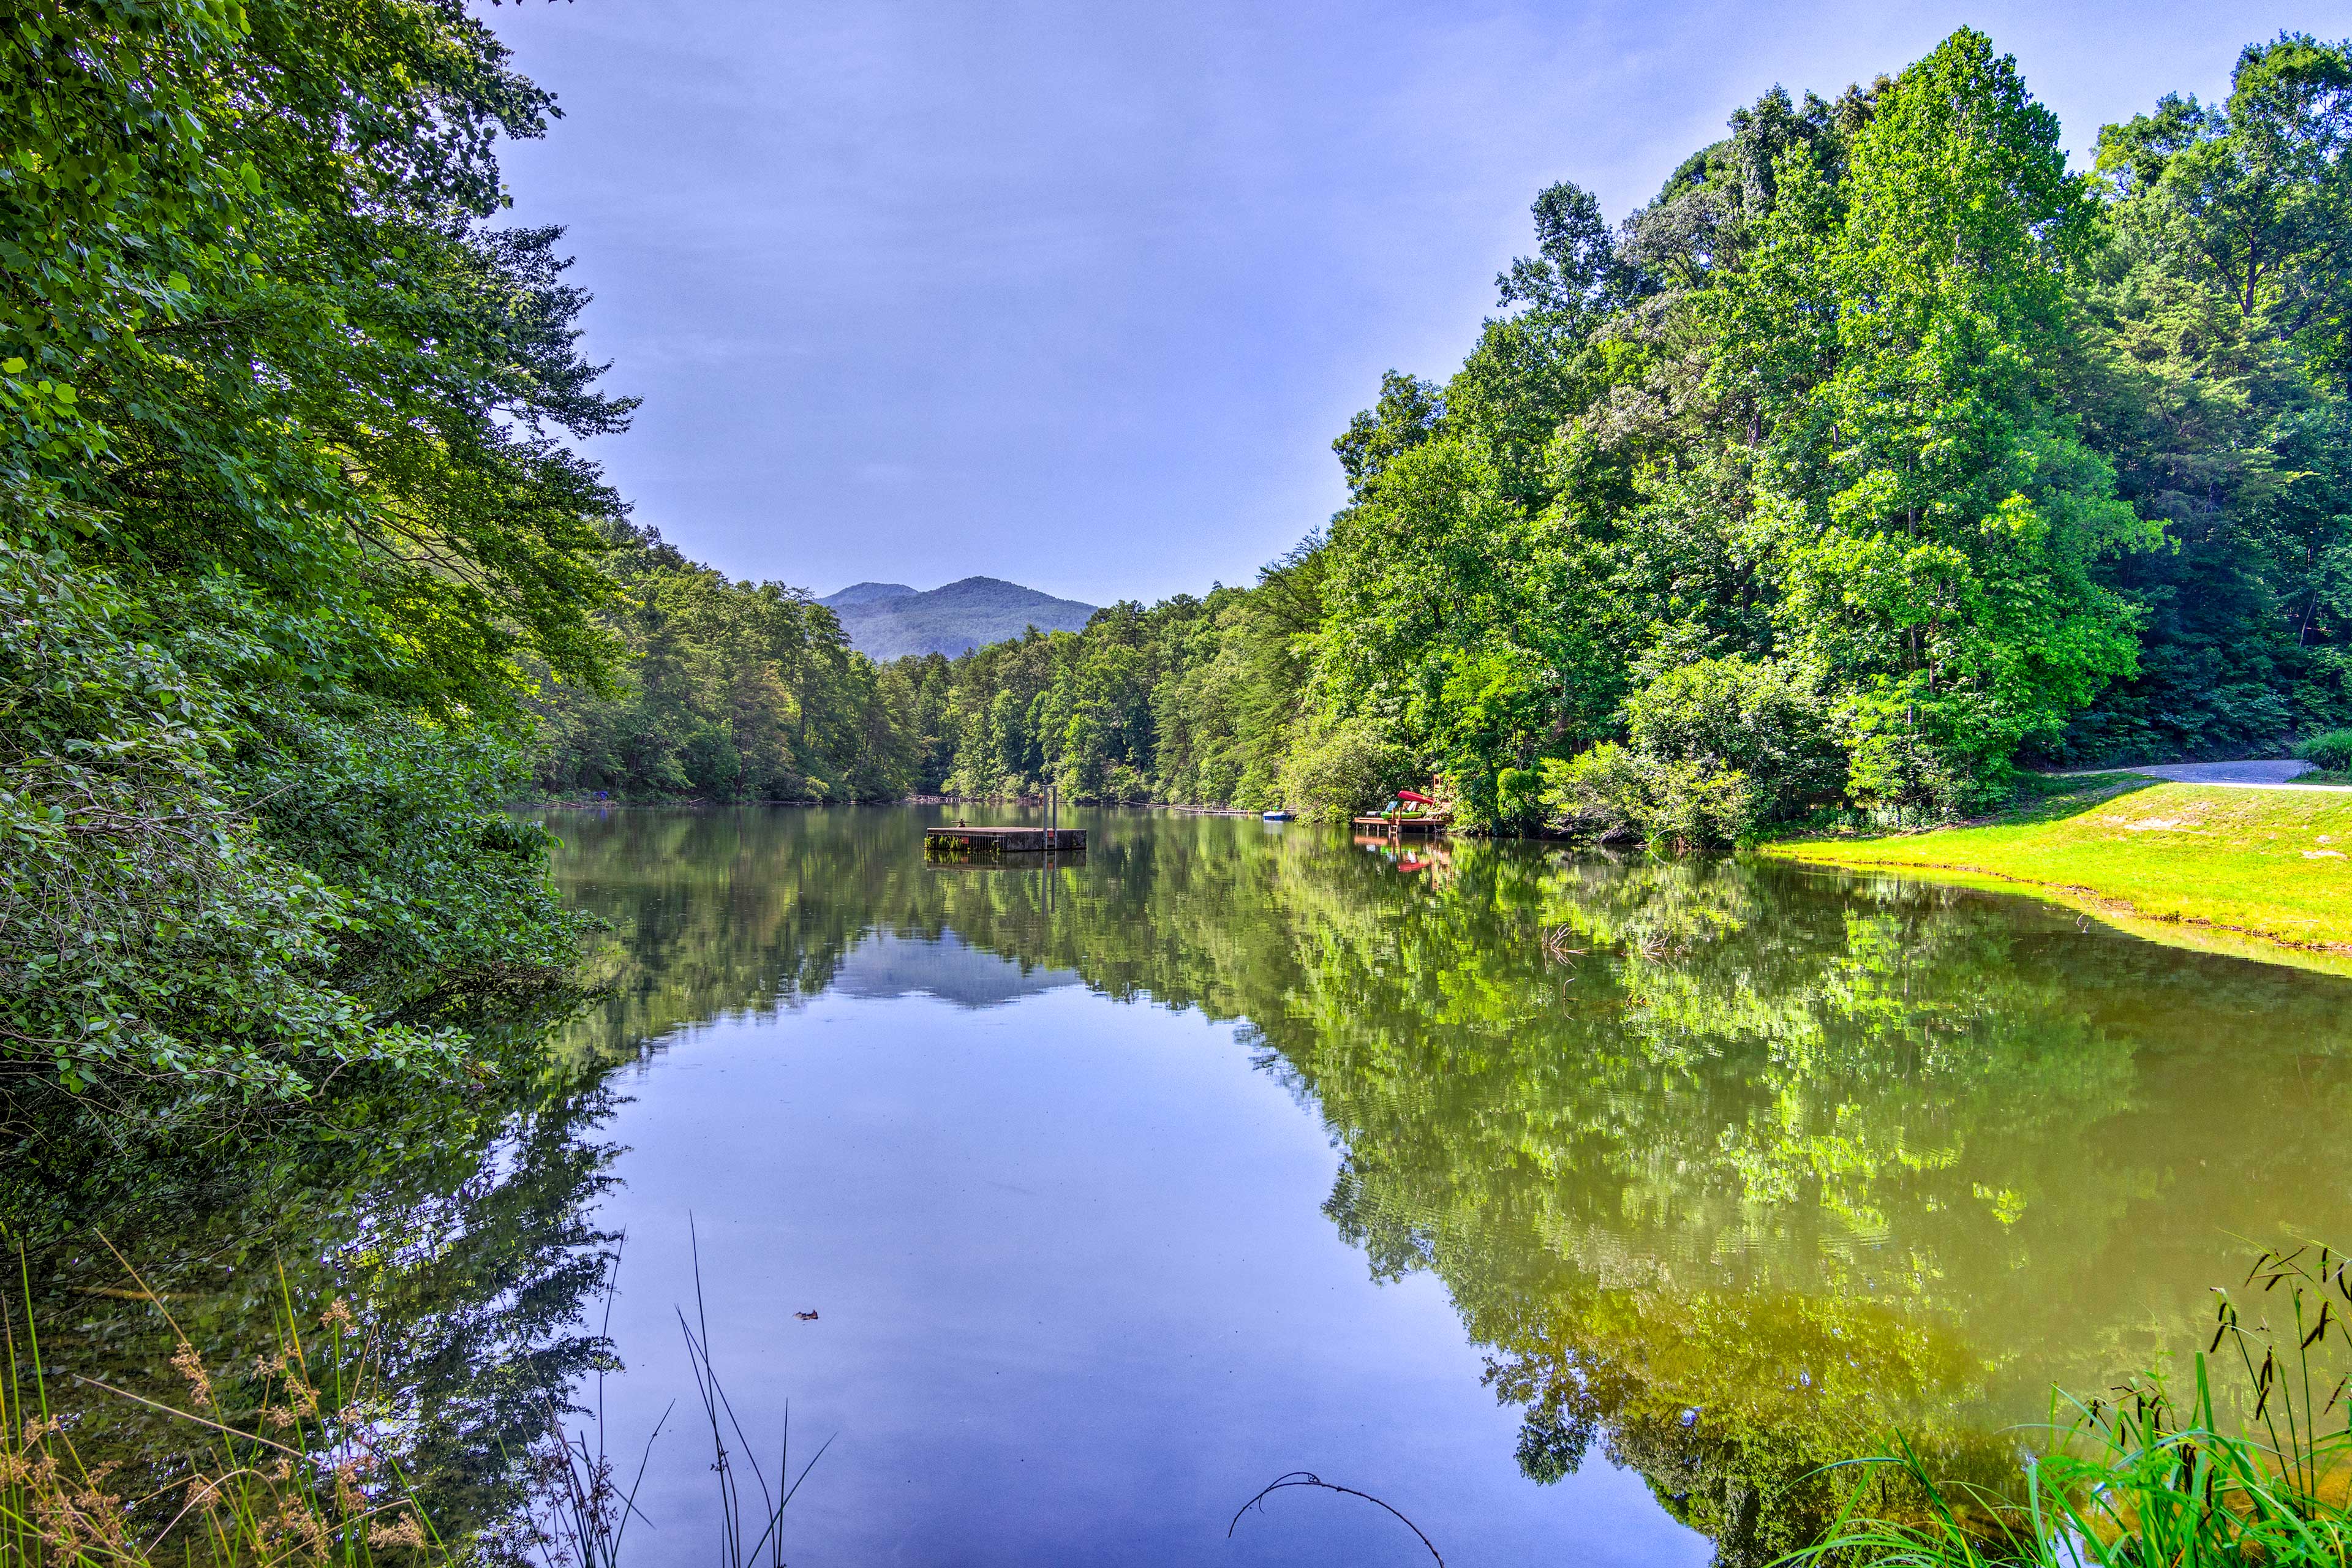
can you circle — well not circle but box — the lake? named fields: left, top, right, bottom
left=20, top=804, right=2352, bottom=1567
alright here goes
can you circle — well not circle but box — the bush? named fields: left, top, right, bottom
left=1538, top=742, right=1650, bottom=841
left=1539, top=659, right=1842, bottom=848
left=244, top=709, right=587, bottom=1023
left=1539, top=745, right=1760, bottom=850
left=1277, top=715, right=1412, bottom=821
left=0, top=546, right=470, bottom=1113
left=1647, top=760, right=1763, bottom=849
left=1624, top=657, right=1844, bottom=819
left=2295, top=728, right=2352, bottom=772
left=1493, top=764, right=1547, bottom=829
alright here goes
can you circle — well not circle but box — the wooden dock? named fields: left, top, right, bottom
left=1351, top=815, right=1450, bottom=836
left=924, top=826, right=1087, bottom=854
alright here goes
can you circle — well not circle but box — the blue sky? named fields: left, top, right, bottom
left=486, top=0, right=2335, bottom=606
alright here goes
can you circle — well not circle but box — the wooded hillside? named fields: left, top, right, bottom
left=891, top=29, right=2352, bottom=843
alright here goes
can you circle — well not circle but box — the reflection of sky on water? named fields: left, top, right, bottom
left=591, top=983, right=1705, bottom=1568
left=519, top=804, right=2352, bottom=1567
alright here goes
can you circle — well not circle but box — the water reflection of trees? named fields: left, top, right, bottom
left=1237, top=846, right=2352, bottom=1558
left=3, top=1073, right=623, bottom=1553
left=536, top=809, right=2352, bottom=1561
left=18, top=808, right=2351, bottom=1564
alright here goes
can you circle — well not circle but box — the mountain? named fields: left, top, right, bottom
left=823, top=581, right=918, bottom=608
left=818, top=575, right=1098, bottom=661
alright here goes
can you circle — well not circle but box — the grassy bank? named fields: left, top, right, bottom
left=1759, top=777, right=2352, bottom=973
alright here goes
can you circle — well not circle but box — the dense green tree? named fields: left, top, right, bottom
left=2, top=0, right=628, bottom=1116
left=530, top=524, right=914, bottom=802
left=2, top=0, right=627, bottom=709
left=2056, top=34, right=2352, bottom=761
left=1332, top=372, right=1444, bottom=497
left=1742, top=30, right=2157, bottom=810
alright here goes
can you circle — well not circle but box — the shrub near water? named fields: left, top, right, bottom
left=0, top=542, right=588, bottom=1123
left=1540, top=658, right=1843, bottom=848
left=0, top=546, right=475, bottom=1115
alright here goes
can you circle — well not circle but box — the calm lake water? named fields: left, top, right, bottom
left=21, top=805, right=2352, bottom=1566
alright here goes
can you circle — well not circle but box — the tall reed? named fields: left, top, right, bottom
left=0, top=1240, right=448, bottom=1567
left=516, top=1226, right=829, bottom=1568
left=674, top=1222, right=829, bottom=1568
left=1790, top=1244, right=2352, bottom=1568
left=2, top=1230, right=828, bottom=1568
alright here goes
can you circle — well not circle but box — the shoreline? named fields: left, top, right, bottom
left=525, top=793, right=1275, bottom=813
left=1760, top=779, right=2352, bottom=978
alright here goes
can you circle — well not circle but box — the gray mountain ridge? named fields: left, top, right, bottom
left=824, top=581, right=918, bottom=607
left=818, top=575, right=1097, bottom=660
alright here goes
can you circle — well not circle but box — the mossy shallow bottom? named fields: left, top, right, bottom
left=1760, top=777, right=2352, bottom=976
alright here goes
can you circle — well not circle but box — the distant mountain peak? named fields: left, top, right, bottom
left=820, top=581, right=919, bottom=608
left=821, top=576, right=1098, bottom=661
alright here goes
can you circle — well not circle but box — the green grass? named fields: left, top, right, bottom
left=1759, top=775, right=2352, bottom=969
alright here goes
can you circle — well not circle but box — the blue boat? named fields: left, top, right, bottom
left=1261, top=810, right=1295, bottom=821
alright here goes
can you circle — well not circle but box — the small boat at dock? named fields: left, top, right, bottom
left=1262, top=810, right=1294, bottom=821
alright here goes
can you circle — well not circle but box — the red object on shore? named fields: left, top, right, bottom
left=1395, top=790, right=1438, bottom=806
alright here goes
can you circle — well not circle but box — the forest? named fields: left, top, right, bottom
left=1, top=0, right=631, bottom=1120
left=701, top=26, right=2348, bottom=843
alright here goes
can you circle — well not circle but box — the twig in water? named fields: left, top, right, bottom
left=1227, top=1471, right=1443, bottom=1566
left=1538, top=924, right=1586, bottom=966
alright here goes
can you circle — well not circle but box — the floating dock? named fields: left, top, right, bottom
left=924, top=826, right=1087, bottom=854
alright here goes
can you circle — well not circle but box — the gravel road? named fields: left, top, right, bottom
left=2132, top=760, right=2316, bottom=785
left=2038, top=758, right=2352, bottom=791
